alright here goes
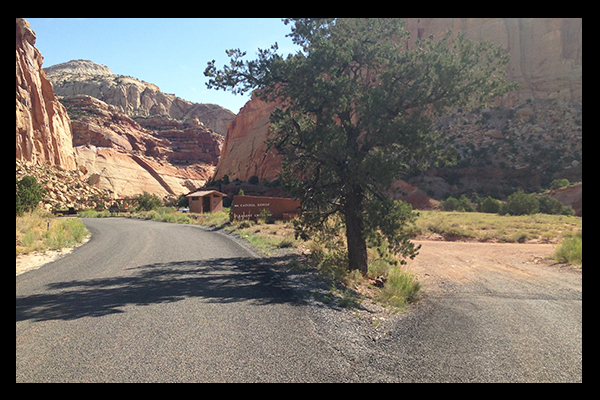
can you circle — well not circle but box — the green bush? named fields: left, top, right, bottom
left=537, top=195, right=575, bottom=216
left=554, top=233, right=582, bottom=265
left=500, top=190, right=539, bottom=216
left=550, top=179, right=570, bottom=190
left=441, top=195, right=475, bottom=212
left=134, top=192, right=162, bottom=211
left=440, top=196, right=460, bottom=211
left=479, top=196, right=501, bottom=213
left=16, top=176, right=46, bottom=216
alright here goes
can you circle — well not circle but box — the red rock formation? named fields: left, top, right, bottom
left=45, top=60, right=236, bottom=136
left=213, top=18, right=582, bottom=200
left=61, top=95, right=223, bottom=197
left=16, top=18, right=76, bottom=170
left=540, top=182, right=582, bottom=216
left=213, top=95, right=282, bottom=182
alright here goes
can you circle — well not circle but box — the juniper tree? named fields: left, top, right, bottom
left=205, top=18, right=516, bottom=275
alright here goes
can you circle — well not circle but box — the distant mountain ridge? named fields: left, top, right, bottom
left=45, top=59, right=235, bottom=136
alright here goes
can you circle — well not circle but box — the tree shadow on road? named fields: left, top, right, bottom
left=16, top=255, right=299, bottom=322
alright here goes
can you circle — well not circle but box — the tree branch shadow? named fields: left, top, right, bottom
left=16, top=255, right=298, bottom=322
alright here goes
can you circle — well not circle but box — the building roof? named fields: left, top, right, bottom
left=186, top=190, right=227, bottom=198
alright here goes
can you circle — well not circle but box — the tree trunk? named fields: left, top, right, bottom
left=344, top=185, right=368, bottom=276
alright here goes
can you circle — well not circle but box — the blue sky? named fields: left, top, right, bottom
left=25, top=18, right=300, bottom=113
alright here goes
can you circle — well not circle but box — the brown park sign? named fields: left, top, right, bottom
left=231, top=195, right=301, bottom=221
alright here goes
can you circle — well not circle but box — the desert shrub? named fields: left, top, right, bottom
left=379, top=268, right=421, bottom=308
left=16, top=210, right=88, bottom=254
left=479, top=196, right=501, bottom=213
left=550, top=178, right=570, bottom=190
left=554, top=232, right=582, bottom=265
left=440, top=196, right=460, bottom=211
left=441, top=195, right=475, bottom=212
left=43, top=218, right=87, bottom=250
left=500, top=190, right=539, bottom=216
left=16, top=176, right=46, bottom=216
left=537, top=195, right=574, bottom=216
left=458, top=195, right=475, bottom=212
left=134, top=192, right=162, bottom=211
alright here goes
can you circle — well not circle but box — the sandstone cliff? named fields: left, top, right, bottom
left=213, top=18, right=582, bottom=204
left=213, top=95, right=282, bottom=182
left=403, top=18, right=582, bottom=106
left=16, top=18, right=76, bottom=170
left=45, top=59, right=236, bottom=136
left=62, top=94, right=222, bottom=197
left=17, top=19, right=226, bottom=204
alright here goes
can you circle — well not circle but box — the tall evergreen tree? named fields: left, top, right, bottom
left=205, top=18, right=517, bottom=275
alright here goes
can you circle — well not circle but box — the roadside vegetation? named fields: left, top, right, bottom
left=16, top=209, right=88, bottom=255
left=553, top=231, right=582, bottom=266
left=412, top=210, right=581, bottom=244
left=16, top=176, right=89, bottom=256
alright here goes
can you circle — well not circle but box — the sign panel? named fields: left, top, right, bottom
left=231, top=195, right=301, bottom=221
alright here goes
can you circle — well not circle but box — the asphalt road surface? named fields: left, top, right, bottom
left=16, top=218, right=582, bottom=382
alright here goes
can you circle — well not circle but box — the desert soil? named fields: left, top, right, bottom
left=15, top=235, right=90, bottom=276
left=405, top=239, right=575, bottom=296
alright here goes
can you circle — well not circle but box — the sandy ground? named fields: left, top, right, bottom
left=404, top=239, right=575, bottom=295
left=15, top=235, right=90, bottom=276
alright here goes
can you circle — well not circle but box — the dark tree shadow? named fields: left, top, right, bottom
left=16, top=255, right=299, bottom=322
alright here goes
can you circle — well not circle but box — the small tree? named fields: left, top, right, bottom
left=16, top=176, right=46, bottom=216
left=205, top=18, right=516, bottom=275
left=537, top=195, right=574, bottom=216
left=440, top=196, right=460, bottom=211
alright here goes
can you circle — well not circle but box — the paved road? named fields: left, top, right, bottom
left=16, top=218, right=582, bottom=382
left=16, top=218, right=348, bottom=382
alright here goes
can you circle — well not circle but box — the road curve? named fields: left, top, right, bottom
left=16, top=218, right=582, bottom=382
left=16, top=218, right=348, bottom=382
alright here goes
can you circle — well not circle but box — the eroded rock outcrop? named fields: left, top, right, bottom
left=16, top=18, right=76, bottom=170
left=213, top=95, right=282, bottom=182
left=45, top=59, right=236, bottom=136
left=402, top=18, right=582, bottom=106
left=61, top=94, right=222, bottom=197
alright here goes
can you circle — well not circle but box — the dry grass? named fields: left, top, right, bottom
left=411, top=210, right=582, bottom=243
left=16, top=209, right=89, bottom=255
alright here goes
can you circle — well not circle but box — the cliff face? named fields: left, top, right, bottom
left=403, top=18, right=582, bottom=106
left=213, top=95, right=282, bottom=182
left=45, top=60, right=236, bottom=136
left=214, top=18, right=582, bottom=202
left=16, top=18, right=76, bottom=170
left=16, top=19, right=225, bottom=203
left=62, top=94, right=222, bottom=197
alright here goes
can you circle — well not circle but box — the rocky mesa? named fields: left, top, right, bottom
left=62, top=94, right=223, bottom=197
left=45, top=59, right=235, bottom=136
